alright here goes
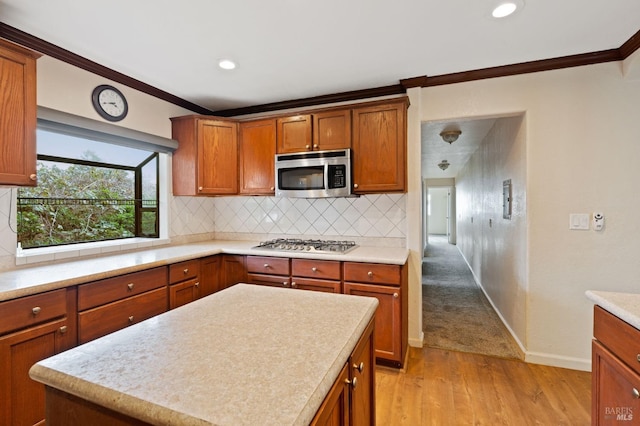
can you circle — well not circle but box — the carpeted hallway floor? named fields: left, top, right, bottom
left=422, top=235, right=522, bottom=359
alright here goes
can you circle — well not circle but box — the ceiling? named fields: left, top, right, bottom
left=1, top=0, right=639, bottom=178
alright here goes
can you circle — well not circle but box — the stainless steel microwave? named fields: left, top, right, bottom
left=275, top=149, right=352, bottom=198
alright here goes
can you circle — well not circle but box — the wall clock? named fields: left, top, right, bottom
left=91, top=84, right=128, bottom=122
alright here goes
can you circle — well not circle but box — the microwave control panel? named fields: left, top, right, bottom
left=328, top=165, right=347, bottom=189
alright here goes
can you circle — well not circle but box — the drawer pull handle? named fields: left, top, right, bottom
left=32, top=306, right=41, bottom=316
left=128, top=316, right=134, bottom=323
left=59, top=325, right=67, bottom=334
left=637, top=354, right=640, bottom=363
left=183, top=268, right=189, bottom=275
left=127, top=283, right=134, bottom=290
left=393, top=293, right=399, bottom=298
left=345, top=377, right=357, bottom=389
left=634, top=388, right=640, bottom=399
left=283, top=281, right=289, bottom=287
left=312, top=267, right=317, bottom=272
left=291, top=282, right=297, bottom=288
left=29, top=173, right=37, bottom=181
left=195, top=282, right=200, bottom=288
left=367, top=271, right=373, bottom=278
left=264, top=263, right=269, bottom=268
left=353, top=362, right=364, bottom=373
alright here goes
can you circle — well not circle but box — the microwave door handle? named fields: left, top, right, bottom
left=324, top=164, right=330, bottom=190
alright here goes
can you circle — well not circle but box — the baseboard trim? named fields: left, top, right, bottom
left=409, top=332, right=424, bottom=348
left=524, top=351, right=592, bottom=372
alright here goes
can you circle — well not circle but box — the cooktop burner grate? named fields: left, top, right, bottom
left=252, top=238, right=358, bottom=254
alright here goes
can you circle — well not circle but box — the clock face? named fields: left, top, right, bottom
left=92, top=85, right=128, bottom=121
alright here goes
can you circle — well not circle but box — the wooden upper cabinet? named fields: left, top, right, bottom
left=0, top=40, right=39, bottom=186
left=352, top=99, right=408, bottom=194
left=276, top=114, right=312, bottom=153
left=171, top=116, right=238, bottom=196
left=313, top=109, right=351, bottom=151
left=239, top=119, right=276, bottom=194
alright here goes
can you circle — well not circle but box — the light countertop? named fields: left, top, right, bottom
left=0, top=240, right=409, bottom=302
left=586, top=290, right=640, bottom=330
left=30, top=284, right=378, bottom=426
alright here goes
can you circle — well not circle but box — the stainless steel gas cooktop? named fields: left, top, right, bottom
left=252, top=238, right=358, bottom=254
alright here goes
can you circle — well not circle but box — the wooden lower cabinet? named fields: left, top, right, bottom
left=312, top=365, right=350, bottom=426
left=0, top=288, right=77, bottom=426
left=200, top=255, right=222, bottom=297
left=592, top=306, right=640, bottom=425
left=221, top=255, right=247, bottom=289
left=169, top=260, right=200, bottom=309
left=246, top=255, right=290, bottom=288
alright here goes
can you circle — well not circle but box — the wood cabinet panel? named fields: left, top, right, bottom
left=246, top=256, right=290, bottom=275
left=594, top=306, right=640, bottom=376
left=221, top=255, right=246, bottom=289
left=276, top=114, right=312, bottom=153
left=344, top=282, right=402, bottom=366
left=239, top=119, right=276, bottom=195
left=292, top=259, right=341, bottom=280
left=343, top=262, right=401, bottom=286
left=78, top=267, right=167, bottom=311
left=352, top=99, right=407, bottom=193
left=247, top=273, right=290, bottom=288
left=200, top=255, right=222, bottom=297
left=349, top=318, right=375, bottom=426
left=169, top=260, right=200, bottom=284
left=310, top=364, right=349, bottom=426
left=0, top=39, right=39, bottom=186
left=78, top=287, right=167, bottom=344
left=0, top=288, right=67, bottom=335
left=313, top=109, right=351, bottom=151
left=291, top=277, right=341, bottom=293
left=169, top=278, right=200, bottom=310
left=592, top=341, right=640, bottom=424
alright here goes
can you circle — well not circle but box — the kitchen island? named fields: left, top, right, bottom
left=29, top=284, right=378, bottom=425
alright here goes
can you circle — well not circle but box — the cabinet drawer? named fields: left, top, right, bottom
left=292, top=259, right=341, bottom=280
left=169, top=260, right=200, bottom=284
left=246, top=256, right=290, bottom=275
left=78, top=267, right=167, bottom=311
left=291, top=277, right=341, bottom=293
left=78, top=287, right=167, bottom=344
left=0, top=289, right=67, bottom=335
left=343, top=262, right=401, bottom=286
left=594, top=306, right=640, bottom=376
left=247, top=273, right=290, bottom=288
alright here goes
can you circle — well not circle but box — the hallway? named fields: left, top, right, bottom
left=422, top=235, right=522, bottom=359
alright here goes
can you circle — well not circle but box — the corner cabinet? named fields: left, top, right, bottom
left=592, top=306, right=640, bottom=425
left=0, top=39, right=39, bottom=186
left=352, top=99, right=408, bottom=194
left=171, top=116, right=238, bottom=195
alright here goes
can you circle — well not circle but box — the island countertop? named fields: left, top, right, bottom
left=0, top=240, right=409, bottom=302
left=29, top=283, right=378, bottom=425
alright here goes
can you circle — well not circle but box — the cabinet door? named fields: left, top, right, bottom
left=310, top=364, right=349, bottom=426
left=313, top=109, right=351, bottom=151
left=239, top=119, right=276, bottom=195
left=344, top=282, right=402, bottom=365
left=247, top=273, right=290, bottom=288
left=169, top=278, right=200, bottom=310
left=349, top=319, right=375, bottom=426
left=198, top=119, right=238, bottom=195
left=592, top=341, right=640, bottom=424
left=221, top=255, right=246, bottom=289
left=0, top=318, right=73, bottom=426
left=200, top=255, right=222, bottom=297
left=352, top=100, right=407, bottom=193
left=0, top=40, right=38, bottom=187
left=276, top=114, right=312, bottom=153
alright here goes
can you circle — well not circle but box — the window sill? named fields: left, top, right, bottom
left=15, top=237, right=170, bottom=266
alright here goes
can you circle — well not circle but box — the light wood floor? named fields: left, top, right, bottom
left=375, top=347, right=592, bottom=425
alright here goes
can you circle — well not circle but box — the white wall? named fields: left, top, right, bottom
left=427, top=187, right=448, bottom=234
left=456, top=115, right=527, bottom=351
left=418, top=59, right=640, bottom=370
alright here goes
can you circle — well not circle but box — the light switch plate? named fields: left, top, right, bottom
left=569, top=213, right=590, bottom=230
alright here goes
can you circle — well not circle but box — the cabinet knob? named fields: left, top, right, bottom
left=270, top=187, right=275, bottom=191
left=198, top=186, right=203, bottom=191
left=633, top=388, right=640, bottom=399
left=195, top=282, right=200, bottom=288
left=353, top=362, right=364, bottom=373
left=345, top=377, right=358, bottom=389
left=291, top=282, right=297, bottom=288
left=353, top=183, right=359, bottom=189
left=32, top=306, right=41, bottom=316
left=637, top=354, right=640, bottom=363
left=367, top=271, right=373, bottom=278
left=393, top=292, right=399, bottom=298
left=128, top=316, right=134, bottom=323
left=127, top=282, right=134, bottom=290
left=283, top=281, right=289, bottom=287
left=313, top=144, right=318, bottom=149
left=183, top=268, right=189, bottom=274
left=29, top=174, right=37, bottom=181
left=311, top=267, right=317, bottom=273
left=305, top=144, right=310, bottom=149
left=59, top=325, right=68, bottom=334
left=264, top=263, right=269, bottom=269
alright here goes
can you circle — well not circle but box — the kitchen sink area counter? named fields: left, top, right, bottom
left=0, top=240, right=409, bottom=302
left=30, top=284, right=378, bottom=425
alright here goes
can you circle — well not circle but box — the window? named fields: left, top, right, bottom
left=16, top=107, right=177, bottom=251
left=17, top=130, right=159, bottom=249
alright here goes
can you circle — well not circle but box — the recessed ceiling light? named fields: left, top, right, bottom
left=218, top=59, right=236, bottom=70
left=492, top=1, right=521, bottom=18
